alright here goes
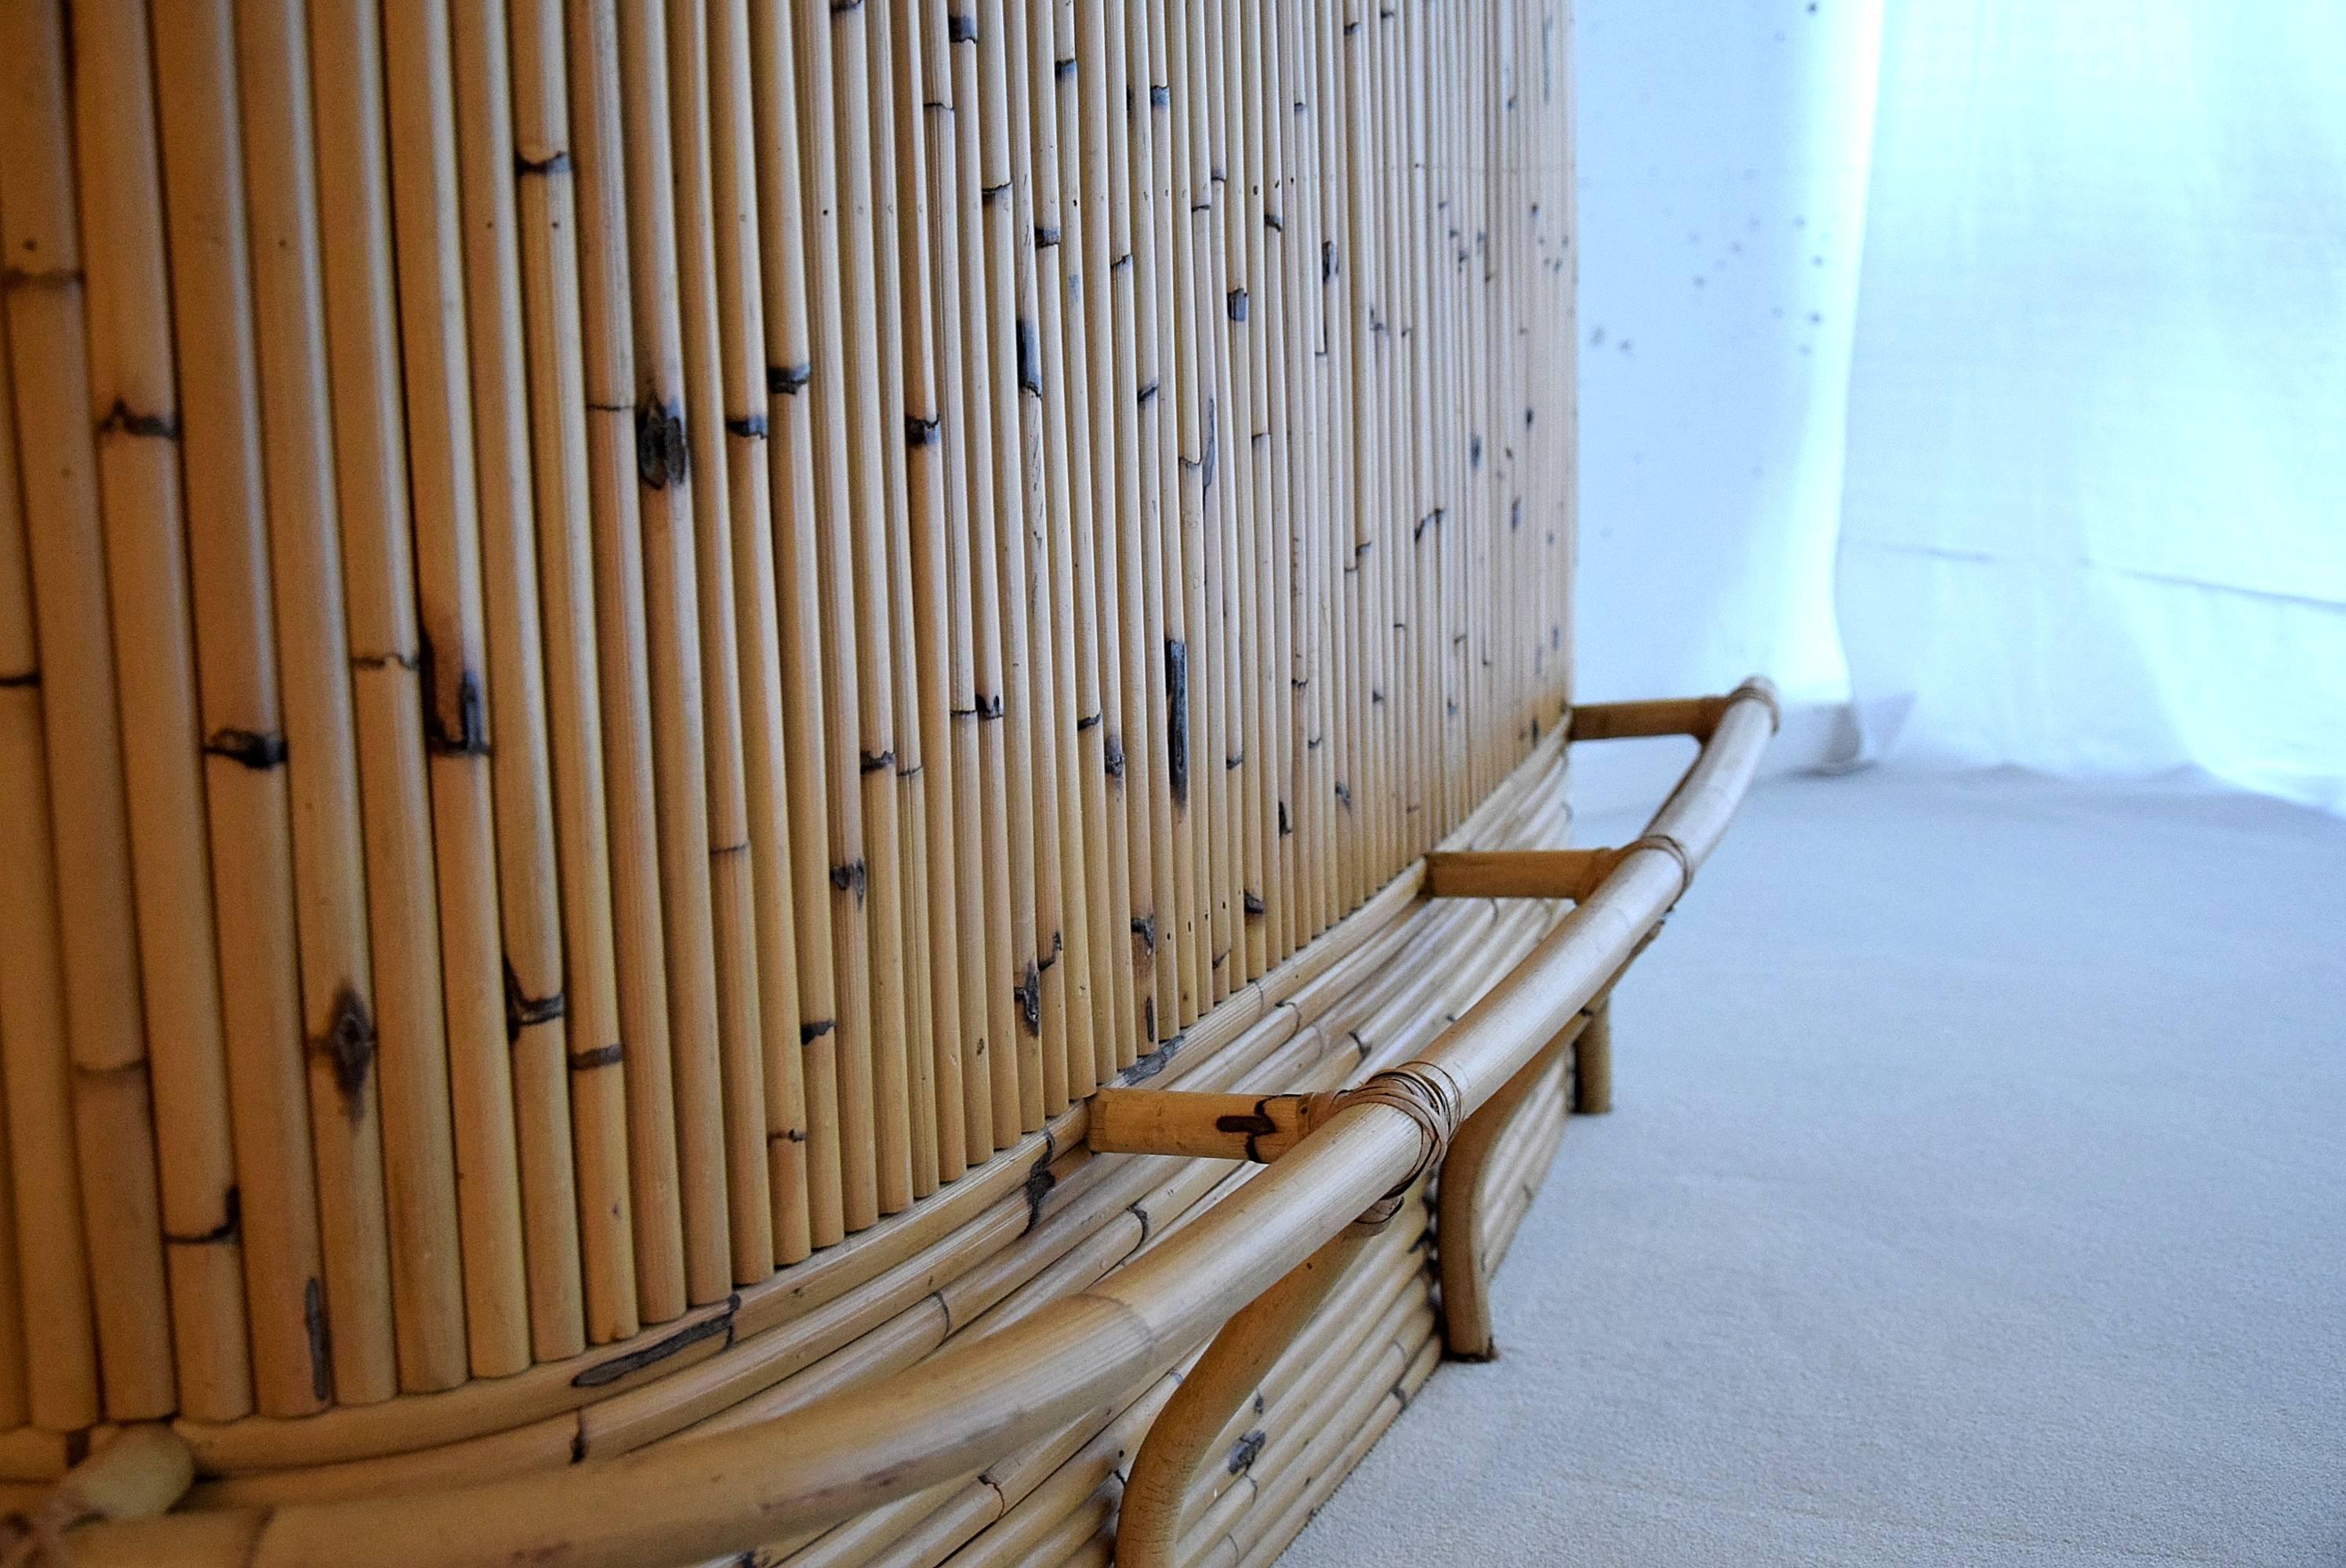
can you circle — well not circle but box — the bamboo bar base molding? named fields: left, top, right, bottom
left=0, top=0, right=1776, bottom=1559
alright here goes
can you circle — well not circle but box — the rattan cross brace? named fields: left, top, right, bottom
left=1424, top=835, right=1697, bottom=905
left=1088, top=1061, right=1465, bottom=1232
left=1566, top=678, right=1784, bottom=743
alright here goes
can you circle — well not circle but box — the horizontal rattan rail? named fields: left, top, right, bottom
left=65, top=680, right=1775, bottom=1568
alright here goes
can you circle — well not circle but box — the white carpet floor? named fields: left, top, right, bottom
left=1284, top=768, right=2346, bottom=1567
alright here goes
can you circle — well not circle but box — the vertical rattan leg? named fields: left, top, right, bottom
left=1436, top=1023, right=1578, bottom=1361
left=1575, top=996, right=1614, bottom=1115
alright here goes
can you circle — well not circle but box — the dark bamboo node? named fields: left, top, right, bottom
left=165, top=1189, right=242, bottom=1248
left=201, top=728, right=289, bottom=770
left=634, top=398, right=689, bottom=488
left=94, top=400, right=178, bottom=439
left=314, top=987, right=377, bottom=1112
left=503, top=960, right=568, bottom=1045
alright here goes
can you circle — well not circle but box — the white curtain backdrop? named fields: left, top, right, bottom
left=1571, top=2, right=1878, bottom=713
left=1569, top=2, right=1879, bottom=809
left=1839, top=1, right=2346, bottom=813
left=1574, top=0, right=2345, bottom=815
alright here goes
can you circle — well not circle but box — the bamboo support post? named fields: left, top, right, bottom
left=1577, top=995, right=1615, bottom=1116
left=1115, top=1225, right=1379, bottom=1568
left=1436, top=1020, right=1582, bottom=1361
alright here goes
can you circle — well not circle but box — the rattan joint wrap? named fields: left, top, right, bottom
left=1302, top=1061, right=1465, bottom=1230
left=1619, top=833, right=1698, bottom=909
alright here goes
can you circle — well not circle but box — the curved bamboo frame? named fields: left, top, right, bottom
left=64, top=679, right=1775, bottom=1568
left=1113, top=1225, right=1378, bottom=1568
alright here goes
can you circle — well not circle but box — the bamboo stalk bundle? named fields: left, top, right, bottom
left=0, top=0, right=1610, bottom=1560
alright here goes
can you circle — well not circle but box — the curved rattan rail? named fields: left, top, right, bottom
left=70, top=681, right=1777, bottom=1568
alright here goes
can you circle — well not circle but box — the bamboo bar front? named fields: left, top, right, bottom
left=0, top=0, right=1641, bottom=1562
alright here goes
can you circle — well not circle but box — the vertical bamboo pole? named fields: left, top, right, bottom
left=708, top=0, right=815, bottom=1265
left=1134, top=0, right=1207, bottom=1033
left=1554, top=0, right=1578, bottom=734
left=612, top=0, right=737, bottom=1300
left=1399, top=0, right=1426, bottom=873
left=748, top=0, right=853, bottom=1250
left=822, top=0, right=918, bottom=1221
left=1381, top=0, right=1423, bottom=873
left=0, top=1017, right=24, bottom=1432
left=446, top=0, right=590, bottom=1363
left=232, top=0, right=405, bottom=1401
left=1244, top=0, right=1299, bottom=967
left=147, top=0, right=332, bottom=1415
left=0, top=260, right=105, bottom=1432
left=969, top=0, right=1053, bottom=1138
left=855, top=0, right=942, bottom=1207
left=1346, top=0, right=1393, bottom=888
left=1089, top=0, right=1178, bottom=1067
left=1268, top=0, right=1320, bottom=952
left=664, top=0, right=775, bottom=1286
left=787, top=0, right=887, bottom=1233
left=310, top=0, right=476, bottom=1388
left=1316, top=0, right=1366, bottom=920
left=872, top=0, right=964, bottom=1196
left=891, top=0, right=980, bottom=1186
left=1164, top=0, right=1240, bottom=1011
left=921, top=0, right=1009, bottom=1164
left=1030, top=0, right=1123, bottom=1101
left=1045, top=0, right=1117, bottom=1092
left=507, top=0, right=641, bottom=1345
left=1073, top=0, right=1163, bottom=1071
left=1001, top=0, right=1094, bottom=1118
left=380, top=0, right=534, bottom=1377
left=562, top=0, right=690, bottom=1325
left=1204, top=0, right=1266, bottom=989
left=1294, top=0, right=1344, bottom=940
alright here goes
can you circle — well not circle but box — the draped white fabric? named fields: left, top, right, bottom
left=1839, top=0, right=2346, bottom=811
left=1578, top=0, right=2346, bottom=815
left=1572, top=1, right=1877, bottom=713
left=1569, top=2, right=1878, bottom=811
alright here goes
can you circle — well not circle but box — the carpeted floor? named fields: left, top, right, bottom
left=1284, top=768, right=2346, bottom=1567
